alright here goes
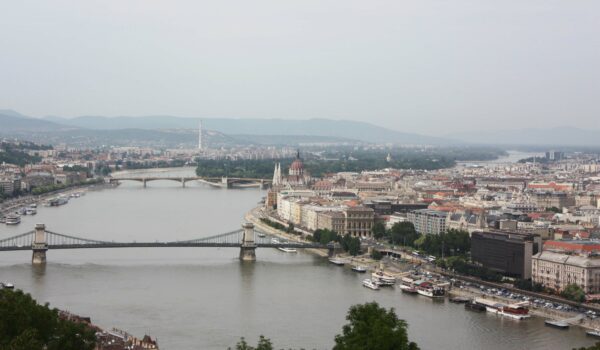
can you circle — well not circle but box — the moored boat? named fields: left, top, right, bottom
left=25, top=207, right=37, bottom=215
left=5, top=215, right=21, bottom=225
left=399, top=277, right=418, bottom=294
left=351, top=266, right=367, bottom=273
left=417, top=281, right=445, bottom=298
left=465, top=300, right=486, bottom=312
left=0, top=282, right=14, bottom=289
left=449, top=296, right=470, bottom=304
left=257, top=232, right=266, bottom=238
left=362, top=279, right=380, bottom=290
left=545, top=320, right=569, bottom=329
left=587, top=330, right=600, bottom=338
left=371, top=271, right=396, bottom=286
left=475, top=298, right=530, bottom=320
left=329, top=258, right=345, bottom=266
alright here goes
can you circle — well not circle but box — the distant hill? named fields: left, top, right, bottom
left=45, top=115, right=451, bottom=145
left=447, top=127, right=600, bottom=146
left=0, top=110, right=71, bottom=133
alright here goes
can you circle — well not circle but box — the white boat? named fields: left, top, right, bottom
left=362, top=279, right=380, bottom=290
left=257, top=232, right=266, bottom=238
left=587, top=330, right=600, bottom=338
left=5, top=215, right=21, bottom=225
left=352, top=266, right=367, bottom=273
left=25, top=207, right=37, bottom=215
left=475, top=298, right=530, bottom=320
left=417, top=282, right=445, bottom=298
left=371, top=271, right=396, bottom=285
left=329, top=258, right=345, bottom=266
left=271, top=238, right=280, bottom=244
left=278, top=247, right=297, bottom=253
left=0, top=282, right=14, bottom=289
left=400, top=277, right=418, bottom=293
left=29, top=203, right=37, bottom=208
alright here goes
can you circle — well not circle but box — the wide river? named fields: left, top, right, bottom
left=0, top=168, right=595, bottom=350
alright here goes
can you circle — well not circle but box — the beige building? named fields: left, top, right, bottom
left=318, top=211, right=346, bottom=234
left=532, top=250, right=600, bottom=293
left=344, top=206, right=375, bottom=238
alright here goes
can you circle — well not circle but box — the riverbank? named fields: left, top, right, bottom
left=1, top=182, right=115, bottom=217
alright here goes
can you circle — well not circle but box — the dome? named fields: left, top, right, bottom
left=290, top=159, right=304, bottom=171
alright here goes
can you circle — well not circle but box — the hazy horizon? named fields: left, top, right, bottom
left=1, top=1, right=598, bottom=136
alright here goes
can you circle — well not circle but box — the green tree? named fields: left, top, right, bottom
left=333, top=302, right=419, bottom=350
left=574, top=343, right=600, bottom=350
left=389, top=222, right=420, bottom=247
left=231, top=336, right=273, bottom=350
left=372, top=222, right=386, bottom=240
left=0, top=289, right=95, bottom=350
left=561, top=284, right=586, bottom=303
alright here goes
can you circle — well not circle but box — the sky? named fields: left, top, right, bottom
left=0, top=0, right=598, bottom=136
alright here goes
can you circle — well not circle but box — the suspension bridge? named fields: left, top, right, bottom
left=0, top=223, right=332, bottom=263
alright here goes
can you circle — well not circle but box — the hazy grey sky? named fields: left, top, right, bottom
left=1, top=1, right=598, bottom=135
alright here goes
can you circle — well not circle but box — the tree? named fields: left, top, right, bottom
left=389, top=222, right=420, bottom=247
left=0, top=289, right=96, bottom=350
left=372, top=222, right=386, bottom=240
left=333, top=302, right=419, bottom=350
left=231, top=336, right=273, bottom=350
left=561, top=284, right=586, bottom=303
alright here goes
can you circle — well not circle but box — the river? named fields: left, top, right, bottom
left=0, top=169, right=595, bottom=350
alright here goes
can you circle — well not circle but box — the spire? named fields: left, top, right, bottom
left=198, top=120, right=203, bottom=150
left=296, top=149, right=300, bottom=159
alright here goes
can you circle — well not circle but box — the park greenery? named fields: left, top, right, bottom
left=437, top=256, right=504, bottom=282
left=311, top=229, right=361, bottom=256
left=375, top=222, right=470, bottom=259
left=196, top=147, right=506, bottom=178
left=0, top=289, right=96, bottom=350
left=561, top=283, right=586, bottom=303
left=575, top=343, right=600, bottom=350
left=231, top=302, right=419, bottom=350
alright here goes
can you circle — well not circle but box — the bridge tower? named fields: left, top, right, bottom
left=239, top=222, right=256, bottom=261
left=32, top=224, right=48, bottom=264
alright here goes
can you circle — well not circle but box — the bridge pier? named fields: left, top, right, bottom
left=143, top=179, right=147, bottom=188
left=32, top=224, right=48, bottom=264
left=182, top=178, right=186, bottom=188
left=239, top=222, right=256, bottom=261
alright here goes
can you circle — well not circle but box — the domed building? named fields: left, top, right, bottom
left=287, top=150, right=307, bottom=185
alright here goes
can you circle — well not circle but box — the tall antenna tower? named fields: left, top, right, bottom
left=198, top=120, right=203, bottom=150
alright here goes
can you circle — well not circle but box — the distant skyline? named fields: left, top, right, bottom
left=1, top=1, right=598, bottom=136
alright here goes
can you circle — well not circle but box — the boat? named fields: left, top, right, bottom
left=417, top=281, right=445, bottom=298
left=475, top=298, right=530, bottom=320
left=29, top=203, right=37, bottom=208
left=587, top=330, right=600, bottom=338
left=0, top=282, right=14, bottom=289
left=449, top=296, right=470, bottom=304
left=329, top=258, right=345, bottom=266
left=0, top=216, right=6, bottom=224
left=25, top=207, right=37, bottom=215
left=16, top=207, right=26, bottom=215
left=465, top=300, right=486, bottom=312
left=5, top=215, right=21, bottom=225
left=545, top=320, right=569, bottom=329
left=278, top=247, right=297, bottom=253
left=257, top=232, right=266, bottom=238
left=362, top=279, right=380, bottom=290
left=371, top=271, right=396, bottom=286
left=352, top=266, right=367, bottom=273
left=399, top=277, right=418, bottom=294
left=271, top=238, right=280, bottom=244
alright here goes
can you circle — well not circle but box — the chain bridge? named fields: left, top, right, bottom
left=0, top=223, right=331, bottom=263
